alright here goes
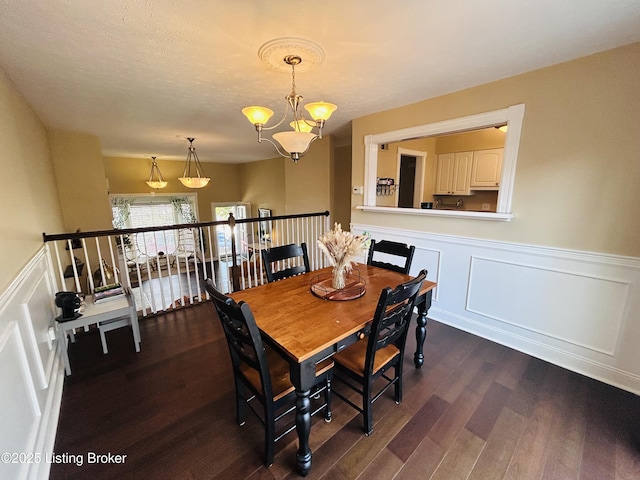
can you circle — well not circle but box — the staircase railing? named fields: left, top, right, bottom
left=43, top=211, right=331, bottom=316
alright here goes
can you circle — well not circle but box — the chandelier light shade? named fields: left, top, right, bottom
left=179, top=137, right=210, bottom=188
left=242, top=52, right=337, bottom=163
left=146, top=156, right=168, bottom=189
left=242, top=106, right=275, bottom=126
left=272, top=131, right=316, bottom=155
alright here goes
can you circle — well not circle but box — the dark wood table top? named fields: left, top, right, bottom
left=229, top=263, right=436, bottom=363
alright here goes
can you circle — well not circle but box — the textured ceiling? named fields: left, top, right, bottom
left=1, top=0, right=639, bottom=164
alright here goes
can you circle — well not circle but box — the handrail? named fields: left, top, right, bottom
left=43, top=211, right=332, bottom=316
left=42, top=210, right=330, bottom=242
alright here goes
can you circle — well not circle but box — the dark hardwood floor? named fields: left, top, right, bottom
left=51, top=303, right=640, bottom=480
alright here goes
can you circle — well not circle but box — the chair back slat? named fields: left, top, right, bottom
left=261, top=243, right=311, bottom=282
left=367, top=239, right=415, bottom=275
left=205, top=279, right=273, bottom=400
left=365, top=270, right=427, bottom=374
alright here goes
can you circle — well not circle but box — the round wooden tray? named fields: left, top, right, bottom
left=310, top=270, right=366, bottom=301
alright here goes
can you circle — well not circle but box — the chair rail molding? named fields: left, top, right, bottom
left=352, top=223, right=640, bottom=395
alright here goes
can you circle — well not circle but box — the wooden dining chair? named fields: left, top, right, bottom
left=367, top=239, right=415, bottom=275
left=204, top=279, right=333, bottom=466
left=331, top=269, right=427, bottom=436
left=260, top=242, right=311, bottom=282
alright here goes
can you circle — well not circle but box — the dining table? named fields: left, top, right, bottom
left=229, top=263, right=436, bottom=476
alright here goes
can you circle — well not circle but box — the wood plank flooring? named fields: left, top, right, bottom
left=50, top=303, right=640, bottom=480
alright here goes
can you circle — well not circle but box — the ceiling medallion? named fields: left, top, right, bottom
left=258, top=37, right=325, bottom=73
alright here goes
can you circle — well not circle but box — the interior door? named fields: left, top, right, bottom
left=398, top=155, right=417, bottom=208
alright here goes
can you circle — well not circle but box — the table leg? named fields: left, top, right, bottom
left=57, top=323, right=72, bottom=375
left=290, top=361, right=317, bottom=476
left=295, top=389, right=312, bottom=476
left=414, top=290, right=433, bottom=368
left=130, top=308, right=141, bottom=352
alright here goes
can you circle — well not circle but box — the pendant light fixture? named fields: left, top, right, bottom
left=242, top=38, right=337, bottom=163
left=179, top=137, right=210, bottom=188
left=146, top=156, right=168, bottom=189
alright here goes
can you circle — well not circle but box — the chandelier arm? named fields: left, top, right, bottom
left=301, top=118, right=316, bottom=127
left=300, top=117, right=320, bottom=130
left=182, top=156, right=191, bottom=178
left=259, top=136, right=297, bottom=159
left=185, top=154, right=207, bottom=179
left=193, top=157, right=208, bottom=178
left=257, top=101, right=294, bottom=132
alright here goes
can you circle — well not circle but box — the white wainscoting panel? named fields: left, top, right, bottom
left=0, top=247, right=64, bottom=480
left=467, top=256, right=629, bottom=356
left=352, top=223, right=640, bottom=394
left=0, top=325, right=41, bottom=472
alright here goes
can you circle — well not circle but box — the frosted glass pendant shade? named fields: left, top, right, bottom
left=242, top=106, right=275, bottom=125
left=147, top=180, right=168, bottom=189
left=179, top=176, right=210, bottom=188
left=290, top=120, right=314, bottom=133
left=272, top=131, right=315, bottom=155
left=304, top=102, right=337, bottom=121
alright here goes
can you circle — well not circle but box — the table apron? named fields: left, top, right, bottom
left=288, top=325, right=370, bottom=390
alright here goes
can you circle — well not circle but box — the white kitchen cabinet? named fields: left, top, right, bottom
left=435, top=151, right=473, bottom=195
left=471, top=148, right=503, bottom=190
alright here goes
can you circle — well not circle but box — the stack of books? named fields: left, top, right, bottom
left=94, top=283, right=125, bottom=304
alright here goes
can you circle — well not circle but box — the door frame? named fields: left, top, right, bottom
left=211, top=202, right=253, bottom=259
left=395, top=148, right=427, bottom=208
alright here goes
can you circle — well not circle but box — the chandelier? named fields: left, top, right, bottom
left=179, top=137, right=210, bottom=188
left=146, top=156, right=167, bottom=189
left=242, top=54, right=337, bottom=163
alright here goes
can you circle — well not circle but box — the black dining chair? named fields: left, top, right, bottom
left=261, top=242, right=311, bottom=282
left=204, top=279, right=333, bottom=466
left=367, top=239, right=415, bottom=275
left=331, top=269, right=427, bottom=436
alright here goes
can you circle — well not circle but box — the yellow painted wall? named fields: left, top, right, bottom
left=0, top=66, right=64, bottom=291
left=435, top=127, right=505, bottom=154
left=103, top=156, right=242, bottom=222
left=285, top=135, right=333, bottom=215
left=352, top=42, right=640, bottom=257
left=104, top=137, right=338, bottom=223
left=238, top=157, right=286, bottom=217
left=332, top=144, right=352, bottom=230
left=48, top=130, right=113, bottom=232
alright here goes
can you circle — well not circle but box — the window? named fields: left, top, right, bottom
left=110, top=194, right=198, bottom=256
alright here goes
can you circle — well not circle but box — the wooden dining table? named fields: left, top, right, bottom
left=229, top=263, right=436, bottom=476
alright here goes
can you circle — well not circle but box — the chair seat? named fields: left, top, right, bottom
left=241, top=346, right=334, bottom=402
left=333, top=340, right=399, bottom=377
left=330, top=270, right=426, bottom=436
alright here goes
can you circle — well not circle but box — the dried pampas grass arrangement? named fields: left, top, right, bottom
left=318, top=223, right=369, bottom=289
